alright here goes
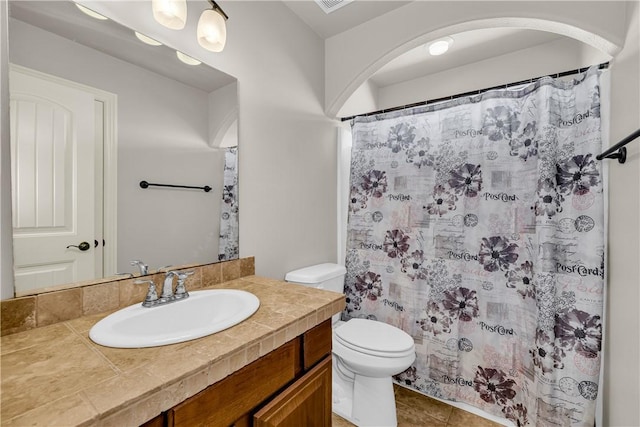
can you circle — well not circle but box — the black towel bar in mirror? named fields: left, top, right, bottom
left=139, top=180, right=212, bottom=192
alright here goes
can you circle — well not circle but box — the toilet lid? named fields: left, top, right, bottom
left=334, top=319, right=414, bottom=356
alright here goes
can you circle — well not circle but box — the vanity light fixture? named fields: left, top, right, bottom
left=135, top=31, right=163, bottom=46
left=75, top=3, right=108, bottom=20
left=151, top=0, right=187, bottom=30
left=197, top=0, right=228, bottom=52
left=176, top=51, right=201, bottom=66
left=428, top=37, right=454, bottom=56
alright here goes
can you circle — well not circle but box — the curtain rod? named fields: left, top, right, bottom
left=339, top=62, right=610, bottom=122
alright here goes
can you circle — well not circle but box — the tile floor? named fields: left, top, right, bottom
left=332, top=384, right=503, bottom=427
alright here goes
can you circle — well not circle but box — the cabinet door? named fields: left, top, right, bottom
left=168, top=339, right=301, bottom=427
left=254, top=356, right=332, bottom=427
left=302, top=319, right=332, bottom=371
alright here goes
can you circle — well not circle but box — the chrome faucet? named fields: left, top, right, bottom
left=161, top=271, right=178, bottom=300
left=135, top=280, right=158, bottom=307
left=130, top=260, right=149, bottom=276
left=135, top=269, right=194, bottom=308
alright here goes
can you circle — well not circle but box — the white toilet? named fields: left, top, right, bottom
left=285, top=263, right=416, bottom=427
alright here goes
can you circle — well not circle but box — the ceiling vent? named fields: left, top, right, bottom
left=313, top=0, right=354, bottom=14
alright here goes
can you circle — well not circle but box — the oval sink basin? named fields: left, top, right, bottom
left=89, top=289, right=260, bottom=348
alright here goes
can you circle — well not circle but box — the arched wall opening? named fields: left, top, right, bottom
left=326, top=3, right=627, bottom=118
left=336, top=22, right=614, bottom=118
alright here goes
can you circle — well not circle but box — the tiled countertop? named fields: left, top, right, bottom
left=0, top=276, right=345, bottom=426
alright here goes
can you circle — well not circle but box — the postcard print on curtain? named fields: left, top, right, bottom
left=218, top=147, right=239, bottom=260
left=344, top=68, right=605, bottom=427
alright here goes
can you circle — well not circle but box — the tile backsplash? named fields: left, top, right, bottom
left=1, top=257, right=255, bottom=336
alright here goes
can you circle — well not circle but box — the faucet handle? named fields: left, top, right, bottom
left=130, top=260, right=149, bottom=276
left=176, top=270, right=195, bottom=280
left=115, top=272, right=134, bottom=278
left=156, top=265, right=173, bottom=273
left=174, top=270, right=194, bottom=299
left=134, top=279, right=158, bottom=306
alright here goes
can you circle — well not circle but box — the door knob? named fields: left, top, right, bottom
left=66, top=241, right=91, bottom=251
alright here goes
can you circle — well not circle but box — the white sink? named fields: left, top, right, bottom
left=89, top=289, right=260, bottom=348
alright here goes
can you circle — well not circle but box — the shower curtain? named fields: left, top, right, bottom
left=218, top=147, right=239, bottom=260
left=344, top=67, right=605, bottom=427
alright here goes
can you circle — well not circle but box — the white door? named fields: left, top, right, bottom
left=10, top=68, right=97, bottom=293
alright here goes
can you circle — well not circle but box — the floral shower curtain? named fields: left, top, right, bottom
left=344, top=67, right=605, bottom=426
left=218, top=147, right=239, bottom=260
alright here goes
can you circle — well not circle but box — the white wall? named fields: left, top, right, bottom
left=603, top=2, right=640, bottom=425
left=9, top=19, right=224, bottom=274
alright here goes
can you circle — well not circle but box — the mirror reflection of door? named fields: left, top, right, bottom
left=10, top=67, right=102, bottom=293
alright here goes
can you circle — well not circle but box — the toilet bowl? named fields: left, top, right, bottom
left=285, top=264, right=416, bottom=427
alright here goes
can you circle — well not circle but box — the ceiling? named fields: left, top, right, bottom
left=282, top=1, right=410, bottom=39
left=9, top=1, right=236, bottom=92
left=284, top=1, right=607, bottom=85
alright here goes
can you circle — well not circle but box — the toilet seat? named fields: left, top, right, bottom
left=334, top=318, right=415, bottom=358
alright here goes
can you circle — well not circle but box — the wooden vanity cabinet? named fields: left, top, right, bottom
left=143, top=319, right=332, bottom=427
left=253, top=356, right=331, bottom=427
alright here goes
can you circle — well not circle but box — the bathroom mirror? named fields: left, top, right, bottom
left=8, top=0, right=239, bottom=296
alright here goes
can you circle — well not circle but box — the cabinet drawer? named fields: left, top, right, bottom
left=254, top=356, right=332, bottom=427
left=302, top=319, right=332, bottom=370
left=168, top=338, right=301, bottom=427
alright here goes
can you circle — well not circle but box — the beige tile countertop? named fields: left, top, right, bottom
left=0, top=276, right=345, bottom=426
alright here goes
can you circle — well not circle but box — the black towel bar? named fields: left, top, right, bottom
left=597, top=128, right=640, bottom=164
left=139, top=180, right=212, bottom=192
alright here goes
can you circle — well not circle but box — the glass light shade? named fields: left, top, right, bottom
left=135, top=32, right=162, bottom=46
left=428, top=37, right=453, bottom=56
left=152, top=0, right=187, bottom=30
left=176, top=51, right=201, bottom=66
left=197, top=9, right=227, bottom=52
left=76, top=4, right=108, bottom=20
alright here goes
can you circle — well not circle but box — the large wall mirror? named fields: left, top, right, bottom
left=8, top=0, right=239, bottom=297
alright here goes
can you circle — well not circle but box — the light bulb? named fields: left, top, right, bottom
left=76, top=4, right=108, bottom=20
left=197, top=9, right=227, bottom=52
left=428, top=37, right=454, bottom=56
left=151, top=0, right=187, bottom=30
left=135, top=32, right=162, bottom=46
left=176, top=51, right=201, bottom=66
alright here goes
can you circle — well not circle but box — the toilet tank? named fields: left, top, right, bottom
left=284, top=263, right=347, bottom=294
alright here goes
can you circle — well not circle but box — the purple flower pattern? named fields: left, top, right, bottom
left=361, top=170, right=388, bottom=198
left=482, top=106, right=521, bottom=141
left=506, top=261, right=535, bottom=299
left=509, top=121, right=539, bottom=161
left=474, top=366, right=517, bottom=405
left=448, top=163, right=483, bottom=197
left=354, top=272, right=383, bottom=301
left=401, top=250, right=428, bottom=280
left=555, top=154, right=600, bottom=196
left=387, top=122, right=416, bottom=153
left=349, top=186, right=367, bottom=214
left=425, top=185, right=458, bottom=216
left=383, top=229, right=410, bottom=259
left=418, top=302, right=452, bottom=336
left=530, top=330, right=565, bottom=373
left=533, top=179, right=564, bottom=218
left=555, top=308, right=602, bottom=358
left=442, top=287, right=479, bottom=322
left=478, top=236, right=519, bottom=272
